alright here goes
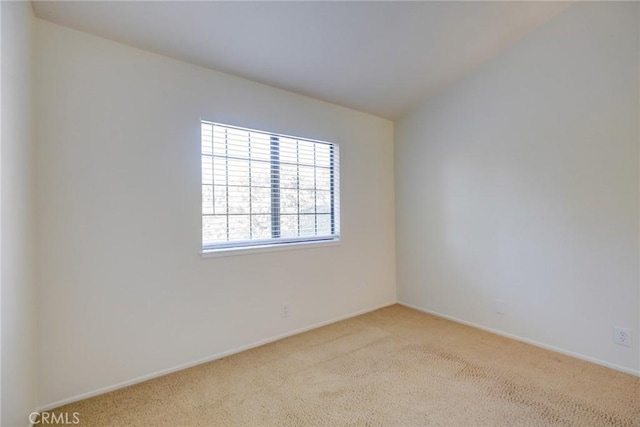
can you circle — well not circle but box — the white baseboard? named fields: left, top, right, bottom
left=37, top=301, right=396, bottom=412
left=398, top=301, right=640, bottom=377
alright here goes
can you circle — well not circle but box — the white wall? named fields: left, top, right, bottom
left=35, top=20, right=396, bottom=407
left=1, top=2, right=37, bottom=426
left=396, top=2, right=639, bottom=374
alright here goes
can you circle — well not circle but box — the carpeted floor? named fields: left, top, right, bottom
left=38, top=304, right=640, bottom=426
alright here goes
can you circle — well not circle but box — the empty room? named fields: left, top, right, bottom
left=2, top=1, right=639, bottom=426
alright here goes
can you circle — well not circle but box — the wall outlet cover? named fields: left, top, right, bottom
left=281, top=303, right=290, bottom=318
left=495, top=299, right=508, bottom=315
left=613, top=327, right=632, bottom=347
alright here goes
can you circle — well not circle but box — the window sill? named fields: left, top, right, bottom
left=200, top=239, right=341, bottom=258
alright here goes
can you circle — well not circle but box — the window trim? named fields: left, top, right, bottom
left=200, top=238, right=341, bottom=258
left=200, top=121, right=341, bottom=254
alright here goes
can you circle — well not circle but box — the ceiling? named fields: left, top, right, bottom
left=32, top=1, right=573, bottom=120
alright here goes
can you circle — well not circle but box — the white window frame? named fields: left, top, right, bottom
left=200, top=121, right=340, bottom=255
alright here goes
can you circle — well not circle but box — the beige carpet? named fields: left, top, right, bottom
left=38, top=305, right=640, bottom=426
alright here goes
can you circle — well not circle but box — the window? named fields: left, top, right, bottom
left=201, top=121, right=340, bottom=252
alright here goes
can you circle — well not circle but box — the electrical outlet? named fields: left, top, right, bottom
left=281, top=303, right=290, bottom=318
left=613, top=327, right=632, bottom=347
left=495, top=299, right=508, bottom=315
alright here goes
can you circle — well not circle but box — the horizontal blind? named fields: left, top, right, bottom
left=201, top=121, right=340, bottom=250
